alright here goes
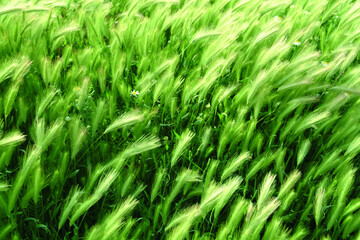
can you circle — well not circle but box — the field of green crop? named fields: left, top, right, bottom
left=1, top=0, right=360, bottom=239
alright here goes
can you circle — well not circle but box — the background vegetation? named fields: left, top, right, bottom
left=0, top=0, right=360, bottom=239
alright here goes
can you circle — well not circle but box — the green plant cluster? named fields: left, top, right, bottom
left=0, top=0, right=360, bottom=239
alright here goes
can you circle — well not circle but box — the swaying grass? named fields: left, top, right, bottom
left=0, top=131, right=26, bottom=148
left=104, top=110, right=144, bottom=134
left=170, top=129, right=195, bottom=167
left=0, top=0, right=360, bottom=239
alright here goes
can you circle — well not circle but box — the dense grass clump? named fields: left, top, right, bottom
left=1, top=0, right=360, bottom=239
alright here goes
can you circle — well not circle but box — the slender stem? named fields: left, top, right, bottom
left=70, top=133, right=105, bottom=173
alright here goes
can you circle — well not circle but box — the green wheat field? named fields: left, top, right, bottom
left=0, top=0, right=360, bottom=239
